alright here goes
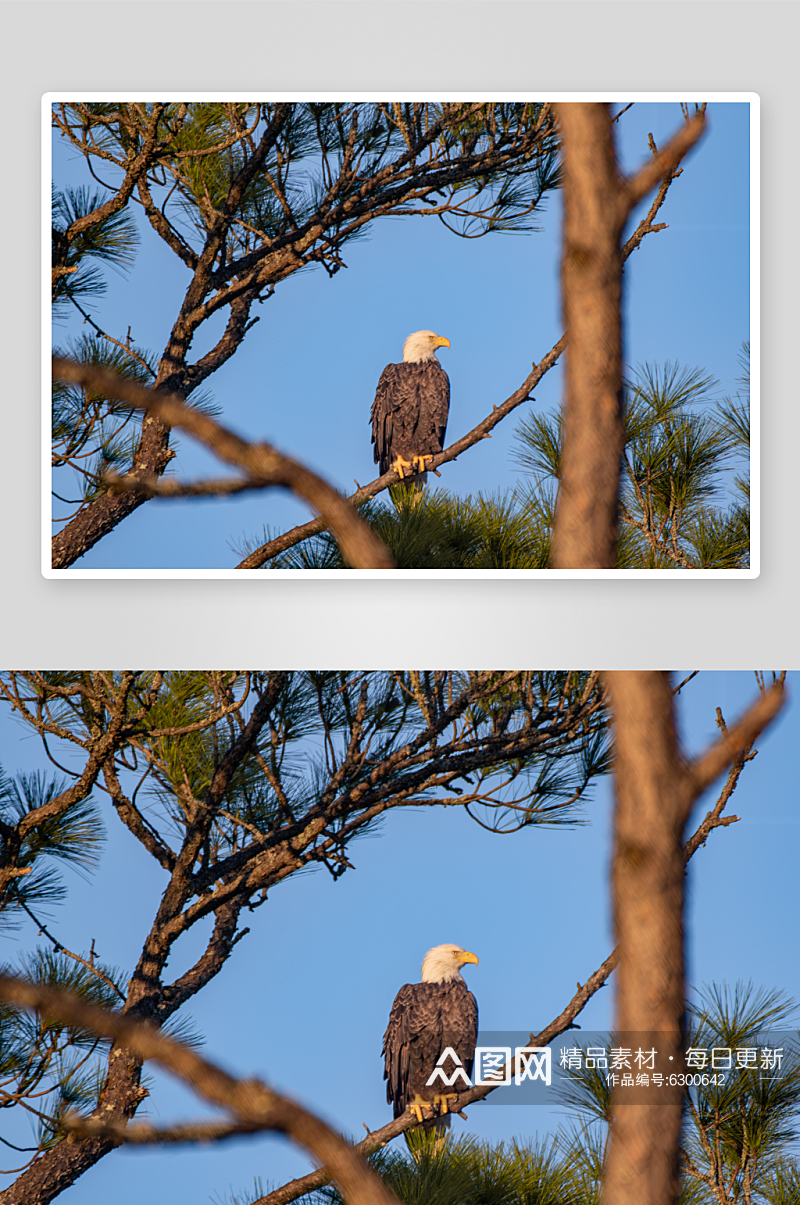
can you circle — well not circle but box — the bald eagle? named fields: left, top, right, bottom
left=382, top=943, right=478, bottom=1135
left=370, top=331, right=451, bottom=486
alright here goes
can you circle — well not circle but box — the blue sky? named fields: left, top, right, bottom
left=0, top=671, right=794, bottom=1203
left=51, top=100, right=752, bottom=570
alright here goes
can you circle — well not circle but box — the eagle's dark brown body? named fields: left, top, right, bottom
left=370, top=360, right=450, bottom=476
left=382, top=978, right=478, bottom=1127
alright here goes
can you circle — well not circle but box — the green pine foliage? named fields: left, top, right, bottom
left=52, top=103, right=563, bottom=560
left=550, top=982, right=800, bottom=1205
left=299, top=1134, right=585, bottom=1205
left=0, top=762, right=121, bottom=1148
left=0, top=765, right=104, bottom=924
left=513, top=356, right=751, bottom=569
left=52, top=333, right=157, bottom=513
left=52, top=332, right=220, bottom=518
left=0, top=949, right=124, bottom=1151
left=51, top=185, right=140, bottom=314
left=682, top=983, right=800, bottom=1202
left=715, top=343, right=751, bottom=506
left=256, top=353, right=749, bottom=571
left=761, top=1158, right=800, bottom=1205
left=52, top=177, right=153, bottom=515
left=261, top=490, right=551, bottom=570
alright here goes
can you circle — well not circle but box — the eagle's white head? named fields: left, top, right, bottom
left=421, top=943, right=479, bottom=984
left=403, top=330, right=451, bottom=364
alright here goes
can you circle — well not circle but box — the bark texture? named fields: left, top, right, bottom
left=601, top=673, right=786, bottom=1205
left=604, top=672, right=689, bottom=1205
left=552, top=104, right=625, bottom=568
left=52, top=358, right=396, bottom=570
left=551, top=104, right=706, bottom=569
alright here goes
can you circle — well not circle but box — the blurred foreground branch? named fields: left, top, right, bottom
left=51, top=357, right=395, bottom=570
left=0, top=976, right=400, bottom=1205
left=551, top=104, right=706, bottom=568
left=601, top=671, right=785, bottom=1205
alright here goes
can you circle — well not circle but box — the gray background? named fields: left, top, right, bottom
left=4, top=0, right=795, bottom=667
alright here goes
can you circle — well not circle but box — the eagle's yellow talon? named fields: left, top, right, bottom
left=392, top=455, right=414, bottom=480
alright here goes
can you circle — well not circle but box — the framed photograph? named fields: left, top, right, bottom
left=45, top=95, right=757, bottom=577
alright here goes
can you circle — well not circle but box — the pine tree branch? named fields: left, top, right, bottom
left=240, top=111, right=695, bottom=570
left=248, top=677, right=781, bottom=1205
left=622, top=111, right=706, bottom=214
left=50, top=103, right=559, bottom=568
left=0, top=976, right=401, bottom=1205
left=101, top=760, right=176, bottom=872
left=686, top=676, right=785, bottom=807
left=160, top=899, right=245, bottom=1015
left=51, top=358, right=396, bottom=570
left=11, top=673, right=137, bottom=839
left=63, top=1117, right=258, bottom=1144
left=51, top=104, right=169, bottom=243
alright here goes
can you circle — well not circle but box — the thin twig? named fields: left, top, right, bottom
left=15, top=900, right=126, bottom=1003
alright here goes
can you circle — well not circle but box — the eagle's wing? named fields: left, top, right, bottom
left=371, top=361, right=450, bottom=473
left=461, top=989, right=478, bottom=1081
left=382, top=983, right=446, bottom=1115
left=430, top=364, right=450, bottom=453
left=370, top=364, right=398, bottom=475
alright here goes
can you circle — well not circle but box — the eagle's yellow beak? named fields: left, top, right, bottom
left=434, top=336, right=451, bottom=349
left=460, top=951, right=479, bottom=966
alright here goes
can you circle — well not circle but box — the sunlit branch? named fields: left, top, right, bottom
left=52, top=357, right=395, bottom=571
